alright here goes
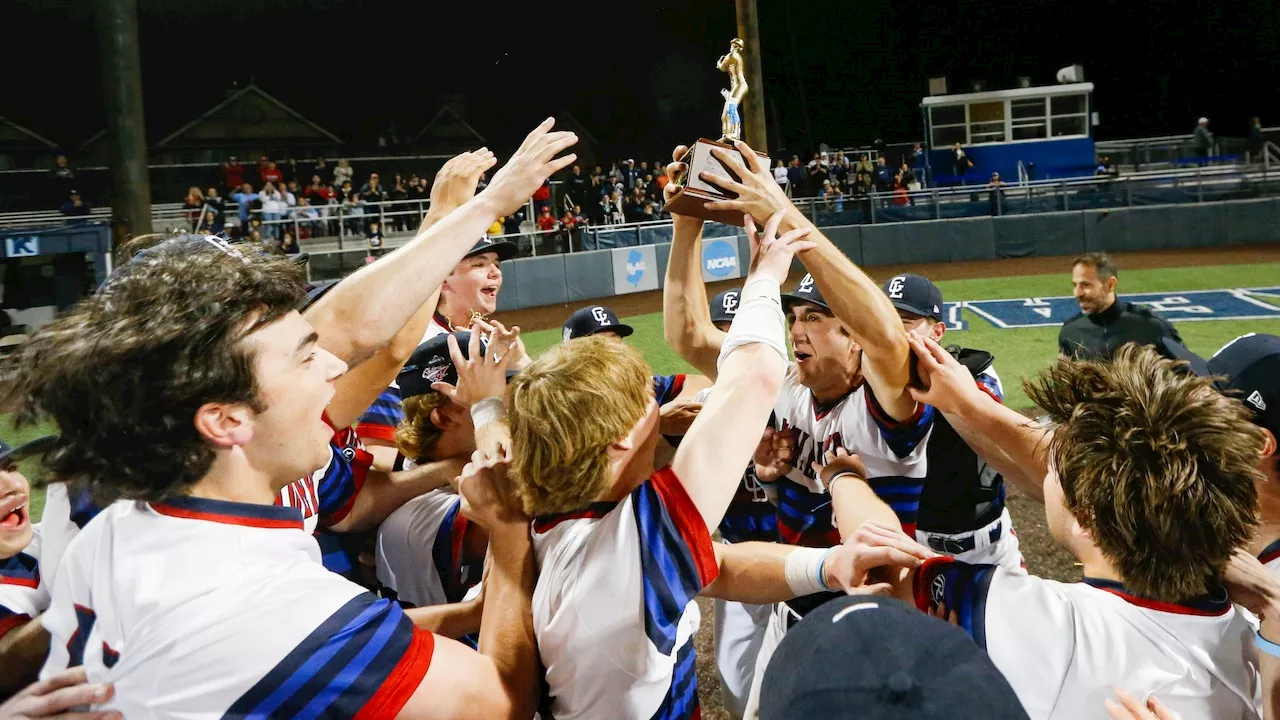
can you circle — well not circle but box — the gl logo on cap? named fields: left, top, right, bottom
left=887, top=276, right=906, bottom=299
left=797, top=274, right=815, bottom=294
left=722, top=292, right=739, bottom=315
left=591, top=307, right=611, bottom=325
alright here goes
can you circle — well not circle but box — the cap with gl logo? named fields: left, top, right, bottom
left=710, top=288, right=741, bottom=325
left=883, top=274, right=945, bottom=322
left=781, top=274, right=832, bottom=314
left=466, top=235, right=518, bottom=261
left=562, top=306, right=634, bottom=342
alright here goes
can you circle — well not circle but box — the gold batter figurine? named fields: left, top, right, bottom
left=717, top=38, right=748, bottom=143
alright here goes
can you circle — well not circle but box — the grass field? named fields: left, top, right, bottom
left=6, top=259, right=1279, bottom=525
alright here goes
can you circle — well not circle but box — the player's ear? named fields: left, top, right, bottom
left=429, top=406, right=457, bottom=431
left=1261, top=429, right=1277, bottom=458
left=930, top=322, right=946, bottom=342
left=1104, top=276, right=1117, bottom=293
left=194, top=402, right=254, bottom=448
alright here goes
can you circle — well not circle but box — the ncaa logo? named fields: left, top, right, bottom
left=797, top=274, right=815, bottom=294
left=625, top=249, right=646, bottom=286
left=722, top=290, right=740, bottom=316
left=887, top=276, right=906, bottom=299
left=591, top=307, right=611, bottom=325
left=703, top=240, right=738, bottom=278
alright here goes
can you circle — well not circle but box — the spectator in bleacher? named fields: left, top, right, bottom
left=655, top=165, right=670, bottom=193
left=806, top=160, right=829, bottom=198
left=773, top=159, right=789, bottom=193
left=58, top=190, right=90, bottom=220
left=1194, top=117, right=1214, bottom=161
left=221, top=155, right=244, bottom=191
left=532, top=178, right=552, bottom=212
left=488, top=216, right=505, bottom=238
left=899, top=162, right=918, bottom=191
left=365, top=220, right=384, bottom=258
left=787, top=156, right=807, bottom=198
left=620, top=158, right=638, bottom=188
left=48, top=153, right=76, bottom=204
left=537, top=205, right=557, bottom=234
left=854, top=154, right=874, bottom=195
left=260, top=160, right=283, bottom=186
left=388, top=177, right=409, bottom=231
left=312, top=157, right=331, bottom=185
left=285, top=179, right=302, bottom=204
left=333, top=158, right=354, bottom=187
left=292, top=196, right=320, bottom=238
left=952, top=142, right=973, bottom=184
left=503, top=210, right=523, bottom=236
left=231, top=182, right=258, bottom=229
left=602, top=190, right=624, bottom=225
left=821, top=179, right=842, bottom=212
left=198, top=212, right=217, bottom=234
left=892, top=173, right=910, bottom=206
left=830, top=151, right=850, bottom=189
left=909, top=142, right=925, bottom=168
left=360, top=172, right=387, bottom=226
left=1095, top=156, right=1113, bottom=176
left=988, top=172, right=1006, bottom=216
left=340, top=179, right=363, bottom=234
left=873, top=156, right=893, bottom=194
left=280, top=157, right=298, bottom=185
left=258, top=182, right=286, bottom=240
left=1248, top=117, right=1265, bottom=163
left=280, top=229, right=300, bottom=255
left=205, top=186, right=225, bottom=220
left=567, top=165, right=590, bottom=205
left=183, top=186, right=205, bottom=231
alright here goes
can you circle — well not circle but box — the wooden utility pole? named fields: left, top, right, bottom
left=96, top=0, right=152, bottom=246
left=735, top=0, right=769, bottom=154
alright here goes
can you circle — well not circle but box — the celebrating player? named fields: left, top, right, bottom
left=0, top=434, right=54, bottom=694
left=875, top=338, right=1265, bottom=718
left=10, top=118, right=578, bottom=718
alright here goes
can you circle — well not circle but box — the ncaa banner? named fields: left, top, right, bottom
left=611, top=245, right=659, bottom=295
left=700, top=237, right=742, bottom=283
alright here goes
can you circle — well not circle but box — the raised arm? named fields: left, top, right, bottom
left=907, top=335, right=1050, bottom=502
left=673, top=211, right=811, bottom=530
left=661, top=147, right=725, bottom=380
left=700, top=141, right=915, bottom=421
left=306, top=120, right=577, bottom=367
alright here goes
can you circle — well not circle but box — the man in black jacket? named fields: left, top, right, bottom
left=1058, top=252, right=1182, bottom=359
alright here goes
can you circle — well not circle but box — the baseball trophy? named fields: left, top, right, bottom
left=666, top=37, right=770, bottom=227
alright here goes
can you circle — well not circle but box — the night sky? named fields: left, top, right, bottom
left=5, top=0, right=1278, bottom=158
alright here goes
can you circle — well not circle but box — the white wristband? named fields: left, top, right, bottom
left=470, top=396, right=506, bottom=428
left=784, top=546, right=833, bottom=597
left=716, top=275, right=788, bottom=372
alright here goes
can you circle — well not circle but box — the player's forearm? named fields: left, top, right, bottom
left=948, top=398, right=1050, bottom=504
left=831, top=476, right=903, bottom=543
left=332, top=458, right=466, bottom=533
left=306, top=192, right=503, bottom=367
left=662, top=217, right=723, bottom=379
left=702, top=541, right=796, bottom=603
left=405, top=597, right=483, bottom=639
left=476, top=523, right=539, bottom=720
left=0, top=618, right=48, bottom=694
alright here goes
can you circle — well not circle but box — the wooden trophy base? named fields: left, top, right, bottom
left=665, top=138, right=769, bottom=227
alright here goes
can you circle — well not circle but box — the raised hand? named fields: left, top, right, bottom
left=0, top=667, right=121, bottom=720
left=823, top=520, right=936, bottom=594
left=430, top=328, right=517, bottom=409
left=659, top=400, right=703, bottom=437
left=753, top=424, right=797, bottom=483
left=1222, top=549, right=1280, bottom=619
left=453, top=444, right=526, bottom=529
left=811, top=446, right=868, bottom=491
left=700, top=139, right=794, bottom=224
left=481, top=118, right=578, bottom=215
left=482, top=319, right=531, bottom=370
left=744, top=209, right=813, bottom=285
left=906, top=333, right=987, bottom=415
left=430, top=149, right=498, bottom=212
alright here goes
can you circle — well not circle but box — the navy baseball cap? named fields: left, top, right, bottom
left=466, top=235, right=517, bottom=262
left=780, top=273, right=831, bottom=314
left=710, top=288, right=741, bottom=325
left=396, top=331, right=517, bottom=400
left=0, top=434, right=55, bottom=464
left=884, top=273, right=944, bottom=322
left=1161, top=334, right=1280, bottom=441
left=562, top=306, right=634, bottom=342
left=303, top=279, right=340, bottom=309
left=760, top=596, right=1029, bottom=720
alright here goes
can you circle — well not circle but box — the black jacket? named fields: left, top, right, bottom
left=1058, top=300, right=1182, bottom=360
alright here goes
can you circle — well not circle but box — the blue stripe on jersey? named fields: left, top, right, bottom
left=0, top=552, right=40, bottom=587
left=913, top=557, right=995, bottom=648
left=632, top=481, right=707, bottom=655
left=864, top=389, right=936, bottom=459
left=718, top=503, right=778, bottom=544
left=102, top=643, right=119, bottom=669
left=66, top=604, right=96, bottom=668
left=867, top=477, right=926, bottom=520
left=647, top=638, right=701, bottom=720
left=314, top=531, right=357, bottom=579
left=226, top=593, right=415, bottom=719
left=977, top=372, right=1004, bottom=402
left=652, top=374, right=686, bottom=406
left=774, top=478, right=837, bottom=547
left=357, top=387, right=404, bottom=434
left=68, top=484, right=103, bottom=529
left=316, top=445, right=360, bottom=521
left=429, top=498, right=470, bottom=604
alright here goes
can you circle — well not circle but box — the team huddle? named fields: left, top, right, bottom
left=1, top=119, right=1279, bottom=720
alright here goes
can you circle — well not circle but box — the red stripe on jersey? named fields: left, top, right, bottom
left=976, top=381, right=1002, bottom=404
left=912, top=556, right=956, bottom=612
left=351, top=626, right=436, bottom=720
left=322, top=412, right=337, bottom=433
left=670, top=374, right=686, bottom=399
left=150, top=503, right=304, bottom=530
left=531, top=504, right=617, bottom=533
left=1089, top=584, right=1231, bottom=617
left=355, top=422, right=398, bottom=443
left=649, top=467, right=719, bottom=587
left=864, top=387, right=924, bottom=429
left=0, top=613, right=30, bottom=641
left=1258, top=539, right=1280, bottom=566
left=0, top=575, right=38, bottom=589
left=320, top=444, right=373, bottom=528
left=450, top=513, right=470, bottom=589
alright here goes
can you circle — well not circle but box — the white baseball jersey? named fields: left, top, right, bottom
left=773, top=365, right=934, bottom=546
left=916, top=557, right=1261, bottom=720
left=41, top=496, right=434, bottom=718
left=376, top=487, right=482, bottom=608
left=532, top=467, right=718, bottom=719
left=0, top=525, right=46, bottom=644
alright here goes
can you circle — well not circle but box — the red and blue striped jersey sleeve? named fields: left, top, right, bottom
left=912, top=556, right=998, bottom=649
left=356, top=386, right=405, bottom=443
left=226, top=593, right=433, bottom=719
left=630, top=467, right=719, bottom=656
left=0, top=552, right=41, bottom=641
left=865, top=387, right=936, bottom=458
left=316, top=428, right=373, bottom=528
left=976, top=371, right=1004, bottom=403
left=653, top=374, right=687, bottom=406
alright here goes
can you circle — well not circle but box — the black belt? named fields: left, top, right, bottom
left=923, top=523, right=1002, bottom=555
left=783, top=591, right=843, bottom=630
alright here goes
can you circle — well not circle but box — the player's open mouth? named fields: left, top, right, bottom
left=0, top=491, right=28, bottom=531
left=480, top=286, right=498, bottom=299
left=794, top=351, right=813, bottom=363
